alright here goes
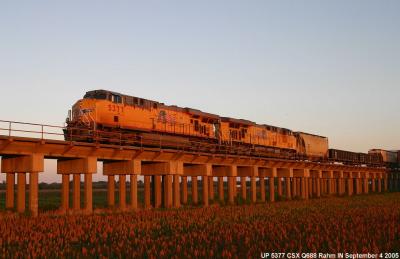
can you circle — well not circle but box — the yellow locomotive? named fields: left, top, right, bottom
left=65, top=90, right=329, bottom=160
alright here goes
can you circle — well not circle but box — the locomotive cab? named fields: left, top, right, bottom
left=84, top=90, right=122, bottom=104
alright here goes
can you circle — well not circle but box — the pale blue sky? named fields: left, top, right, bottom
left=0, top=1, right=399, bottom=182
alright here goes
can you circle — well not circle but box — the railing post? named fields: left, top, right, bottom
left=41, top=125, right=44, bottom=139
left=8, top=122, right=11, bottom=137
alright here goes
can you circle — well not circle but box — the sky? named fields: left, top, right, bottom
left=0, top=0, right=399, bottom=183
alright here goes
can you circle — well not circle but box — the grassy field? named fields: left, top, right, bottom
left=0, top=182, right=267, bottom=212
left=0, top=192, right=399, bottom=257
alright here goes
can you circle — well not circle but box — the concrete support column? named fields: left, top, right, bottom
left=297, top=178, right=301, bottom=197
left=292, top=178, right=297, bottom=198
left=107, top=175, right=115, bottom=207
left=308, top=178, right=312, bottom=198
left=301, top=177, right=306, bottom=199
left=333, top=180, right=336, bottom=194
left=260, top=177, right=266, bottom=202
left=29, top=172, right=39, bottom=216
left=154, top=175, right=162, bottom=208
left=164, top=175, right=173, bottom=208
left=285, top=177, right=291, bottom=200
left=339, top=179, right=344, bottom=195
left=304, top=178, right=309, bottom=200
left=209, top=177, right=214, bottom=201
left=311, top=178, right=315, bottom=196
left=192, top=176, right=198, bottom=205
left=6, top=173, right=15, bottom=210
left=218, top=176, right=224, bottom=202
left=371, top=178, right=376, bottom=192
left=144, top=176, right=151, bottom=208
left=72, top=174, right=80, bottom=211
left=325, top=179, right=328, bottom=194
left=277, top=178, right=282, bottom=197
left=347, top=178, right=353, bottom=196
left=130, top=175, right=138, bottom=210
left=320, top=179, right=324, bottom=194
left=61, top=174, right=69, bottom=212
left=384, top=177, right=388, bottom=191
left=316, top=178, right=321, bottom=198
left=354, top=178, right=359, bottom=194
left=327, top=178, right=333, bottom=195
left=228, top=176, right=234, bottom=205
left=119, top=175, right=126, bottom=211
left=202, top=176, right=209, bottom=206
left=355, top=178, right=361, bottom=195
left=378, top=179, right=382, bottom=193
left=240, top=177, right=247, bottom=201
left=84, top=174, right=93, bottom=213
left=181, top=176, right=188, bottom=204
left=17, top=173, right=26, bottom=213
left=233, top=178, right=237, bottom=198
left=250, top=176, right=256, bottom=203
left=173, top=175, right=180, bottom=208
left=392, top=174, right=395, bottom=191
left=311, top=178, right=317, bottom=197
left=269, top=177, right=275, bottom=202
left=363, top=178, right=368, bottom=194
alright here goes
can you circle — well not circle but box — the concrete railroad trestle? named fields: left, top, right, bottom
left=0, top=135, right=397, bottom=217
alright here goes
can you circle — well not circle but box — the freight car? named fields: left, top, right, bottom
left=328, top=149, right=382, bottom=166
left=64, top=90, right=329, bottom=160
left=294, top=132, right=328, bottom=160
left=368, top=149, right=398, bottom=166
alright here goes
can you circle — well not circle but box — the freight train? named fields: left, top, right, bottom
left=64, top=90, right=396, bottom=167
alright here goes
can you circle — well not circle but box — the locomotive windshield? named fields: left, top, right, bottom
left=84, top=90, right=108, bottom=100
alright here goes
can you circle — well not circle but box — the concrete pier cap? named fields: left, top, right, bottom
left=1, top=154, right=44, bottom=173
left=142, top=161, right=183, bottom=175
left=211, top=165, right=237, bottom=177
left=258, top=167, right=277, bottom=178
left=293, top=168, right=310, bottom=178
left=103, top=159, right=141, bottom=175
left=57, top=157, right=97, bottom=174
left=184, top=163, right=212, bottom=176
left=333, top=170, right=344, bottom=178
left=310, top=169, right=322, bottom=178
left=237, top=165, right=258, bottom=177
left=277, top=168, right=293, bottom=178
left=322, top=170, right=334, bottom=178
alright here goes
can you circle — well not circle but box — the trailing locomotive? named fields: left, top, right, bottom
left=64, top=90, right=329, bottom=160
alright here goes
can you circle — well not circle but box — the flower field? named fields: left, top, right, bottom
left=0, top=193, right=399, bottom=258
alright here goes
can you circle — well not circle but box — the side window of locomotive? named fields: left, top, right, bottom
left=111, top=94, right=122, bottom=104
left=194, top=120, right=199, bottom=131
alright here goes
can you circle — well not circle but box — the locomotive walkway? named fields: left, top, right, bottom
left=0, top=120, right=398, bottom=217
